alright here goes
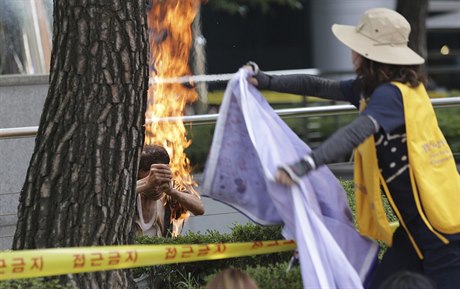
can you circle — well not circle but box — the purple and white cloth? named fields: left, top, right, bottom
left=201, top=69, right=378, bottom=289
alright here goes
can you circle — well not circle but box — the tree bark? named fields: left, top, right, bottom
left=12, top=0, right=149, bottom=288
left=396, top=0, right=429, bottom=59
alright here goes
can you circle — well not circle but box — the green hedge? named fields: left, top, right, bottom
left=0, top=279, right=74, bottom=289
left=1, top=180, right=398, bottom=289
left=134, top=222, right=293, bottom=289
left=435, top=107, right=460, bottom=162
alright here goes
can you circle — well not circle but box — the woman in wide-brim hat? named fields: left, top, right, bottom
left=246, top=7, right=460, bottom=289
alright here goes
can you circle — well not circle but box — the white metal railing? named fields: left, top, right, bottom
left=1, top=96, right=459, bottom=140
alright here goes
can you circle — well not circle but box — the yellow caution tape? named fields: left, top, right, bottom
left=0, top=240, right=296, bottom=280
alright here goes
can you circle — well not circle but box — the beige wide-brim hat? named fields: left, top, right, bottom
left=332, top=8, right=424, bottom=65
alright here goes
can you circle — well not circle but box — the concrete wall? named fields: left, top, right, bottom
left=0, top=75, right=49, bottom=249
left=0, top=75, right=252, bottom=250
left=311, top=0, right=396, bottom=71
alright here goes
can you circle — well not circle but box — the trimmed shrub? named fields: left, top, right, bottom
left=0, top=278, right=74, bottom=289
left=1, top=180, right=400, bottom=288
left=134, top=223, right=294, bottom=289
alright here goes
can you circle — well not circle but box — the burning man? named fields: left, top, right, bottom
left=135, top=144, right=204, bottom=237
left=245, top=7, right=460, bottom=289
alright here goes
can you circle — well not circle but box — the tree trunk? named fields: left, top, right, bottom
left=396, top=0, right=429, bottom=59
left=12, top=0, right=149, bottom=288
left=192, top=8, right=209, bottom=114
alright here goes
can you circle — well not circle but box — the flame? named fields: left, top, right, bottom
left=146, top=0, right=203, bottom=235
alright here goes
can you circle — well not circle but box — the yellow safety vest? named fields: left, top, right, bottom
left=354, top=82, right=460, bottom=258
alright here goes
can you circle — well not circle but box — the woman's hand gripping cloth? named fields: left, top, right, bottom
left=201, top=69, right=379, bottom=289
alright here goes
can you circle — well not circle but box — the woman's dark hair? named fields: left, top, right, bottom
left=139, top=144, right=170, bottom=172
left=205, top=268, right=259, bottom=289
left=356, top=57, right=427, bottom=97
left=378, top=271, right=437, bottom=289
